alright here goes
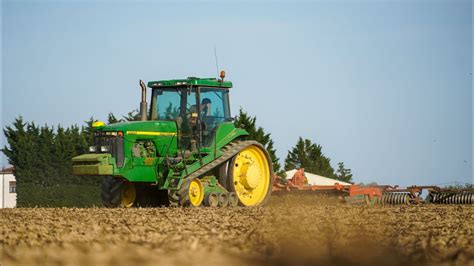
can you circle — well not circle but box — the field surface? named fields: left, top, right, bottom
left=2, top=195, right=473, bottom=266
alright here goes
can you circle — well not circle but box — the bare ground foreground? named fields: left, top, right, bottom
left=1, top=195, right=473, bottom=266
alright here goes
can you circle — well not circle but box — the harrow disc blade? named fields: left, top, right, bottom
left=381, top=192, right=410, bottom=205
left=428, top=192, right=473, bottom=204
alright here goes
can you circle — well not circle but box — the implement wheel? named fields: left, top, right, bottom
left=228, top=144, right=273, bottom=206
left=101, top=176, right=136, bottom=208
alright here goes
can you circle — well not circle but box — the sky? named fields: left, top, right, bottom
left=1, top=0, right=472, bottom=187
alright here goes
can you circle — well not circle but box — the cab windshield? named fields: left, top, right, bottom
left=149, top=87, right=231, bottom=122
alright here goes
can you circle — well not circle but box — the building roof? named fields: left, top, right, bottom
left=285, top=169, right=352, bottom=186
left=0, top=166, right=14, bottom=174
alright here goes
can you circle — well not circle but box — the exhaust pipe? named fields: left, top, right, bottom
left=139, top=80, right=147, bottom=121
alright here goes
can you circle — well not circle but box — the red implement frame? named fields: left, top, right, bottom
left=272, top=169, right=382, bottom=201
left=273, top=169, right=473, bottom=205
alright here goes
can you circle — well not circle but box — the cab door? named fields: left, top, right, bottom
left=198, top=87, right=231, bottom=147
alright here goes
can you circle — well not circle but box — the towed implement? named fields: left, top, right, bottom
left=273, top=169, right=473, bottom=205
left=72, top=72, right=273, bottom=208
left=373, top=185, right=473, bottom=205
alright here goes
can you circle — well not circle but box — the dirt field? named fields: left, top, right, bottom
left=2, top=195, right=473, bottom=266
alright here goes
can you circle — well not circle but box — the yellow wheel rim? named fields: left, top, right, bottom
left=121, top=182, right=136, bottom=208
left=188, top=179, right=204, bottom=207
left=232, top=145, right=271, bottom=206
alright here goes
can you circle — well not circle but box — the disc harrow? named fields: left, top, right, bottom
left=380, top=192, right=411, bottom=205
left=428, top=191, right=474, bottom=204
left=272, top=169, right=473, bottom=206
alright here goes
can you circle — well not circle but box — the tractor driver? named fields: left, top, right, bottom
left=186, top=98, right=212, bottom=126
left=187, top=98, right=211, bottom=118
left=200, top=98, right=214, bottom=144
left=201, top=98, right=212, bottom=117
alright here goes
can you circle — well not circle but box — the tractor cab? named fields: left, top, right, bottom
left=147, top=73, right=232, bottom=149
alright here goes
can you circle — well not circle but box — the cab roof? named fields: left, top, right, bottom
left=147, top=77, right=232, bottom=88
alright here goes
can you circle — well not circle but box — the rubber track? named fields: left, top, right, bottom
left=169, top=140, right=260, bottom=207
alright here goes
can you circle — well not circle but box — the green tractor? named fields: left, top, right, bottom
left=72, top=72, right=273, bottom=208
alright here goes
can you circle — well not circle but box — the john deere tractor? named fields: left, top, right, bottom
left=72, top=72, right=273, bottom=208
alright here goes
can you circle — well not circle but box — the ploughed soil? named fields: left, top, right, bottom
left=1, top=195, right=473, bottom=266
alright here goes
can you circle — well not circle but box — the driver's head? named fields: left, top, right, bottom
left=201, top=98, right=211, bottom=115
left=202, top=98, right=211, bottom=105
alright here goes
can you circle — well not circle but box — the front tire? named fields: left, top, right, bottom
left=101, top=176, right=136, bottom=208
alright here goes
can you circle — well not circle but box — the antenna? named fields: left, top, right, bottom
left=213, top=44, right=219, bottom=78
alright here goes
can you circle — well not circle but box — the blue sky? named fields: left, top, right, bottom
left=2, top=0, right=472, bottom=186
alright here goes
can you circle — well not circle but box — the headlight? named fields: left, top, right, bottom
left=100, top=146, right=110, bottom=152
left=88, top=146, right=97, bottom=153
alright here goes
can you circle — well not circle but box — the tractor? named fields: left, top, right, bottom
left=72, top=71, right=273, bottom=208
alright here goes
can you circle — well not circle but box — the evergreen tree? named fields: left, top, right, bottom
left=335, top=162, right=353, bottom=183
left=70, top=125, right=89, bottom=156
left=2, top=117, right=30, bottom=182
left=107, top=113, right=121, bottom=124
left=234, top=109, right=282, bottom=174
left=2, top=116, right=100, bottom=207
left=37, top=125, right=55, bottom=183
left=164, top=103, right=179, bottom=120
left=2, top=117, right=26, bottom=169
left=82, top=117, right=96, bottom=145
left=284, top=137, right=335, bottom=178
left=52, top=126, right=77, bottom=183
left=124, top=109, right=140, bottom=121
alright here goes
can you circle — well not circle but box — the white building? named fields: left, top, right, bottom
left=1, top=167, right=17, bottom=208
left=285, top=169, right=352, bottom=186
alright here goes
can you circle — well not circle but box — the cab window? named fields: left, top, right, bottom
left=199, top=88, right=231, bottom=124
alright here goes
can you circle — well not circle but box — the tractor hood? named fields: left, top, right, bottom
left=97, top=120, right=178, bottom=137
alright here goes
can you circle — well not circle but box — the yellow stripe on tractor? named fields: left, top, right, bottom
left=126, top=131, right=177, bottom=136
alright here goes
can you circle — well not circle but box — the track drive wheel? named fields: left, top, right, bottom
left=228, top=143, right=273, bottom=206
left=101, top=176, right=136, bottom=208
left=169, top=178, right=204, bottom=207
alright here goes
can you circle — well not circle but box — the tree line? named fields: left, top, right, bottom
left=2, top=109, right=353, bottom=207
left=2, top=117, right=103, bottom=207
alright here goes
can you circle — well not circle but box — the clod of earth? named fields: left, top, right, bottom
left=1, top=195, right=473, bottom=266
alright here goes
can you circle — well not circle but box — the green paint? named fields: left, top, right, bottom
left=366, top=195, right=380, bottom=206
left=72, top=154, right=113, bottom=175
left=160, top=148, right=226, bottom=190
left=148, top=77, right=232, bottom=88
left=72, top=77, right=249, bottom=191
left=202, top=176, right=228, bottom=195
left=199, top=122, right=248, bottom=153
left=215, top=122, right=248, bottom=149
